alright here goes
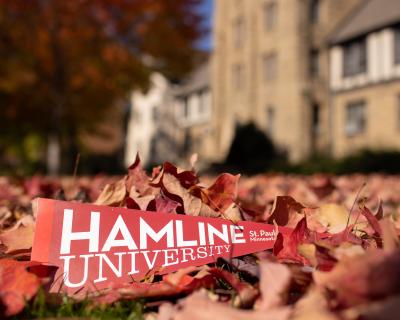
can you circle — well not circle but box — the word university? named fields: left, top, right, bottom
left=31, top=198, right=292, bottom=293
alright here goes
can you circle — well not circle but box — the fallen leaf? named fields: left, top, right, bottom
left=0, top=259, right=41, bottom=316
left=94, top=178, right=127, bottom=206
left=126, top=154, right=155, bottom=196
left=291, top=287, right=340, bottom=320
left=172, top=290, right=291, bottom=320
left=207, top=268, right=259, bottom=308
left=255, top=260, right=291, bottom=310
left=342, top=294, right=400, bottom=320
left=273, top=218, right=313, bottom=265
left=0, top=221, right=35, bottom=254
left=199, top=173, right=240, bottom=213
left=314, top=249, right=400, bottom=308
left=379, top=218, right=399, bottom=252
left=315, top=203, right=350, bottom=234
left=268, top=196, right=305, bottom=227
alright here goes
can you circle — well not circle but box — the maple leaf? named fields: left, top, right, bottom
left=0, top=217, right=35, bottom=254
left=291, top=287, right=340, bottom=320
left=94, top=177, right=127, bottom=207
left=268, top=196, right=305, bottom=227
left=273, top=218, right=313, bottom=265
left=0, top=259, right=41, bottom=317
left=314, top=249, right=400, bottom=308
left=93, top=267, right=215, bottom=305
left=156, top=172, right=220, bottom=218
left=255, top=261, right=292, bottom=310
left=168, top=290, right=291, bottom=320
left=196, top=173, right=240, bottom=213
left=126, top=154, right=156, bottom=197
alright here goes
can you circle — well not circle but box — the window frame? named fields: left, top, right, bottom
left=262, top=52, right=278, bottom=82
left=342, top=37, right=367, bottom=78
left=309, top=0, right=320, bottom=24
left=263, top=1, right=277, bottom=31
left=266, top=106, right=275, bottom=137
left=394, top=27, right=400, bottom=65
left=309, top=49, right=319, bottom=77
left=233, top=64, right=244, bottom=90
left=233, top=17, right=244, bottom=49
left=397, top=94, right=400, bottom=130
left=345, top=100, right=367, bottom=136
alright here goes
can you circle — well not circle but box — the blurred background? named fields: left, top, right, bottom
left=1, top=0, right=400, bottom=176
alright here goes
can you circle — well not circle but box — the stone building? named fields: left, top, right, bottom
left=125, top=62, right=213, bottom=168
left=124, top=73, right=178, bottom=167
left=211, top=0, right=362, bottom=162
left=329, top=0, right=400, bottom=157
left=173, top=62, right=214, bottom=165
left=126, top=0, right=400, bottom=168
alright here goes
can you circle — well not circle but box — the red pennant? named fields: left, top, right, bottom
left=31, top=198, right=292, bottom=293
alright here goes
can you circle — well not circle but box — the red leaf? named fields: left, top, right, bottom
left=314, top=249, right=400, bottom=308
left=126, top=154, right=154, bottom=196
left=95, top=267, right=216, bottom=304
left=308, top=175, right=336, bottom=200
left=360, top=205, right=382, bottom=238
left=199, top=173, right=240, bottom=213
left=268, top=196, right=305, bottom=227
left=152, top=195, right=180, bottom=214
left=256, top=261, right=291, bottom=310
left=273, top=218, right=312, bottom=265
left=152, top=162, right=199, bottom=190
left=207, top=268, right=259, bottom=307
left=0, top=259, right=41, bottom=316
left=0, top=218, right=35, bottom=254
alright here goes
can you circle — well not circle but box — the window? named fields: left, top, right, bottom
left=152, top=106, right=159, bottom=121
left=343, top=38, right=367, bottom=77
left=198, top=90, right=209, bottom=115
left=395, top=27, right=400, bottom=65
left=398, top=95, right=400, bottom=129
left=233, top=17, right=244, bottom=49
left=233, top=64, right=244, bottom=90
left=263, top=53, right=277, bottom=81
left=309, top=49, right=319, bottom=77
left=311, top=103, right=320, bottom=134
left=264, top=2, right=277, bottom=31
left=183, top=97, right=189, bottom=119
left=346, top=101, right=366, bottom=136
left=266, top=106, right=275, bottom=137
left=309, top=0, right=320, bottom=24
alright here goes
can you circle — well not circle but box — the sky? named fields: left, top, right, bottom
left=196, top=0, right=213, bottom=51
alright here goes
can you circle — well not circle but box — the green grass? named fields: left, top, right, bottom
left=14, top=289, right=145, bottom=320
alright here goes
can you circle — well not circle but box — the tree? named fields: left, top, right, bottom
left=0, top=0, right=205, bottom=174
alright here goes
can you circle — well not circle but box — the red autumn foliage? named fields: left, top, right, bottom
left=0, top=260, right=42, bottom=316
left=0, top=159, right=400, bottom=318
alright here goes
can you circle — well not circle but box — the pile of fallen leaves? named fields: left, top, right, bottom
left=1, top=157, right=400, bottom=319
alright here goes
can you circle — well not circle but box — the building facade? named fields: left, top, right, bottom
left=211, top=0, right=362, bottom=162
left=329, top=0, right=400, bottom=157
left=173, top=62, right=214, bottom=165
left=125, top=63, right=213, bottom=168
left=126, top=0, right=400, bottom=169
left=125, top=73, right=175, bottom=167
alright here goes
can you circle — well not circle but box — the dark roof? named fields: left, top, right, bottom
left=331, top=0, right=400, bottom=44
left=173, top=61, right=210, bottom=96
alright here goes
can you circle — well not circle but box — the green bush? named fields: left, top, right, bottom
left=279, top=149, right=400, bottom=174
left=223, top=123, right=286, bottom=174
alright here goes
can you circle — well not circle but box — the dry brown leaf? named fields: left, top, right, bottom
left=172, top=290, right=291, bottom=320
left=291, top=287, right=340, bottom=320
left=255, top=261, right=292, bottom=310
left=94, top=178, right=127, bottom=206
